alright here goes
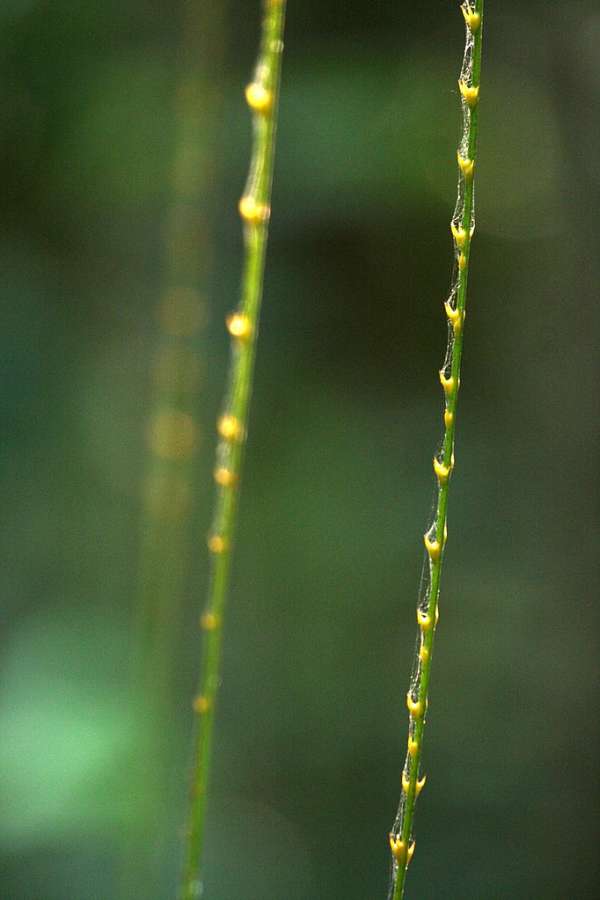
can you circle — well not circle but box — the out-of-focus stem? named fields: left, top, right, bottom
left=124, top=4, right=226, bottom=898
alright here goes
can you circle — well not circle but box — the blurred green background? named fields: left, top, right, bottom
left=2, top=1, right=599, bottom=898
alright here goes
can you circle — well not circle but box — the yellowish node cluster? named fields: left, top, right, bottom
left=406, top=692, right=424, bottom=718
left=217, top=414, right=244, bottom=443
left=401, top=770, right=426, bottom=797
left=450, top=223, right=468, bottom=249
left=214, top=467, right=237, bottom=488
left=207, top=534, right=227, bottom=554
left=245, top=81, right=273, bottom=114
left=444, top=409, right=454, bottom=428
left=408, top=736, right=419, bottom=757
left=457, top=151, right=475, bottom=180
left=433, top=455, right=453, bottom=485
left=424, top=533, right=441, bottom=561
left=389, top=834, right=404, bottom=863
left=462, top=4, right=481, bottom=33
left=390, top=836, right=415, bottom=866
left=458, top=79, right=480, bottom=108
left=444, top=300, right=463, bottom=334
left=226, top=312, right=252, bottom=341
left=238, top=195, right=270, bottom=225
left=200, top=611, right=220, bottom=631
left=389, top=835, right=407, bottom=864
left=193, top=695, right=211, bottom=714
left=458, top=252, right=467, bottom=271
left=418, top=643, right=429, bottom=663
left=417, top=609, right=433, bottom=631
left=439, top=371, right=455, bottom=397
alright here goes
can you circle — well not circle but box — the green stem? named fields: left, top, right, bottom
left=122, top=6, right=226, bottom=899
left=389, top=3, right=485, bottom=897
left=180, top=3, right=287, bottom=898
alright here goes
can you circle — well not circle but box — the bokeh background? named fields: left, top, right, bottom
left=2, top=1, right=599, bottom=898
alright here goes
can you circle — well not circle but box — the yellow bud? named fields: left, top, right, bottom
left=193, top=695, right=211, bottom=714
left=444, top=409, right=454, bottom=428
left=389, top=835, right=407, bottom=864
left=450, top=222, right=468, bottom=248
left=424, top=533, right=441, bottom=561
left=417, top=608, right=433, bottom=631
left=406, top=692, right=424, bottom=718
left=207, top=534, right=227, bottom=554
left=457, top=151, right=475, bottom=180
left=444, top=300, right=462, bottom=333
left=226, top=312, right=252, bottom=341
left=238, top=195, right=270, bottom=225
left=462, top=5, right=481, bottom=33
left=416, top=775, right=427, bottom=796
left=433, top=456, right=453, bottom=484
left=407, top=841, right=416, bottom=865
left=439, top=371, right=455, bottom=397
left=214, top=467, right=237, bottom=487
left=402, top=773, right=410, bottom=794
left=245, top=81, right=273, bottom=114
left=458, top=252, right=467, bottom=271
left=217, top=414, right=244, bottom=443
left=408, top=736, right=419, bottom=757
left=458, top=79, right=480, bottom=108
left=200, top=611, right=220, bottom=631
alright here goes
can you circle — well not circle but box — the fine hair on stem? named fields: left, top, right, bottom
left=388, top=3, right=485, bottom=898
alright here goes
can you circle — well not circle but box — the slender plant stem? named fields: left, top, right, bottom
left=388, top=3, right=485, bottom=897
left=122, top=6, right=225, bottom=899
left=134, top=0, right=225, bottom=715
left=181, top=3, right=287, bottom=898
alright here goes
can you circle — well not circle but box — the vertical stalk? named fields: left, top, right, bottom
left=134, top=0, right=226, bottom=718
left=181, top=3, right=287, bottom=898
left=388, top=3, right=485, bottom=898
left=123, top=5, right=225, bottom=898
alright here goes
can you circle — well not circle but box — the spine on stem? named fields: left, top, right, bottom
left=388, top=4, right=485, bottom=898
left=180, top=3, right=287, bottom=898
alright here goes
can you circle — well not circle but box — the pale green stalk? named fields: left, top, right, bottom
left=133, top=0, right=225, bottom=711
left=181, top=3, right=287, bottom=898
left=388, top=3, right=485, bottom=897
left=123, top=5, right=225, bottom=898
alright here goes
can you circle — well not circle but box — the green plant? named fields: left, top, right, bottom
left=387, top=3, right=485, bottom=897
left=180, top=3, right=287, bottom=898
left=123, top=6, right=226, bottom=898
left=134, top=0, right=225, bottom=719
